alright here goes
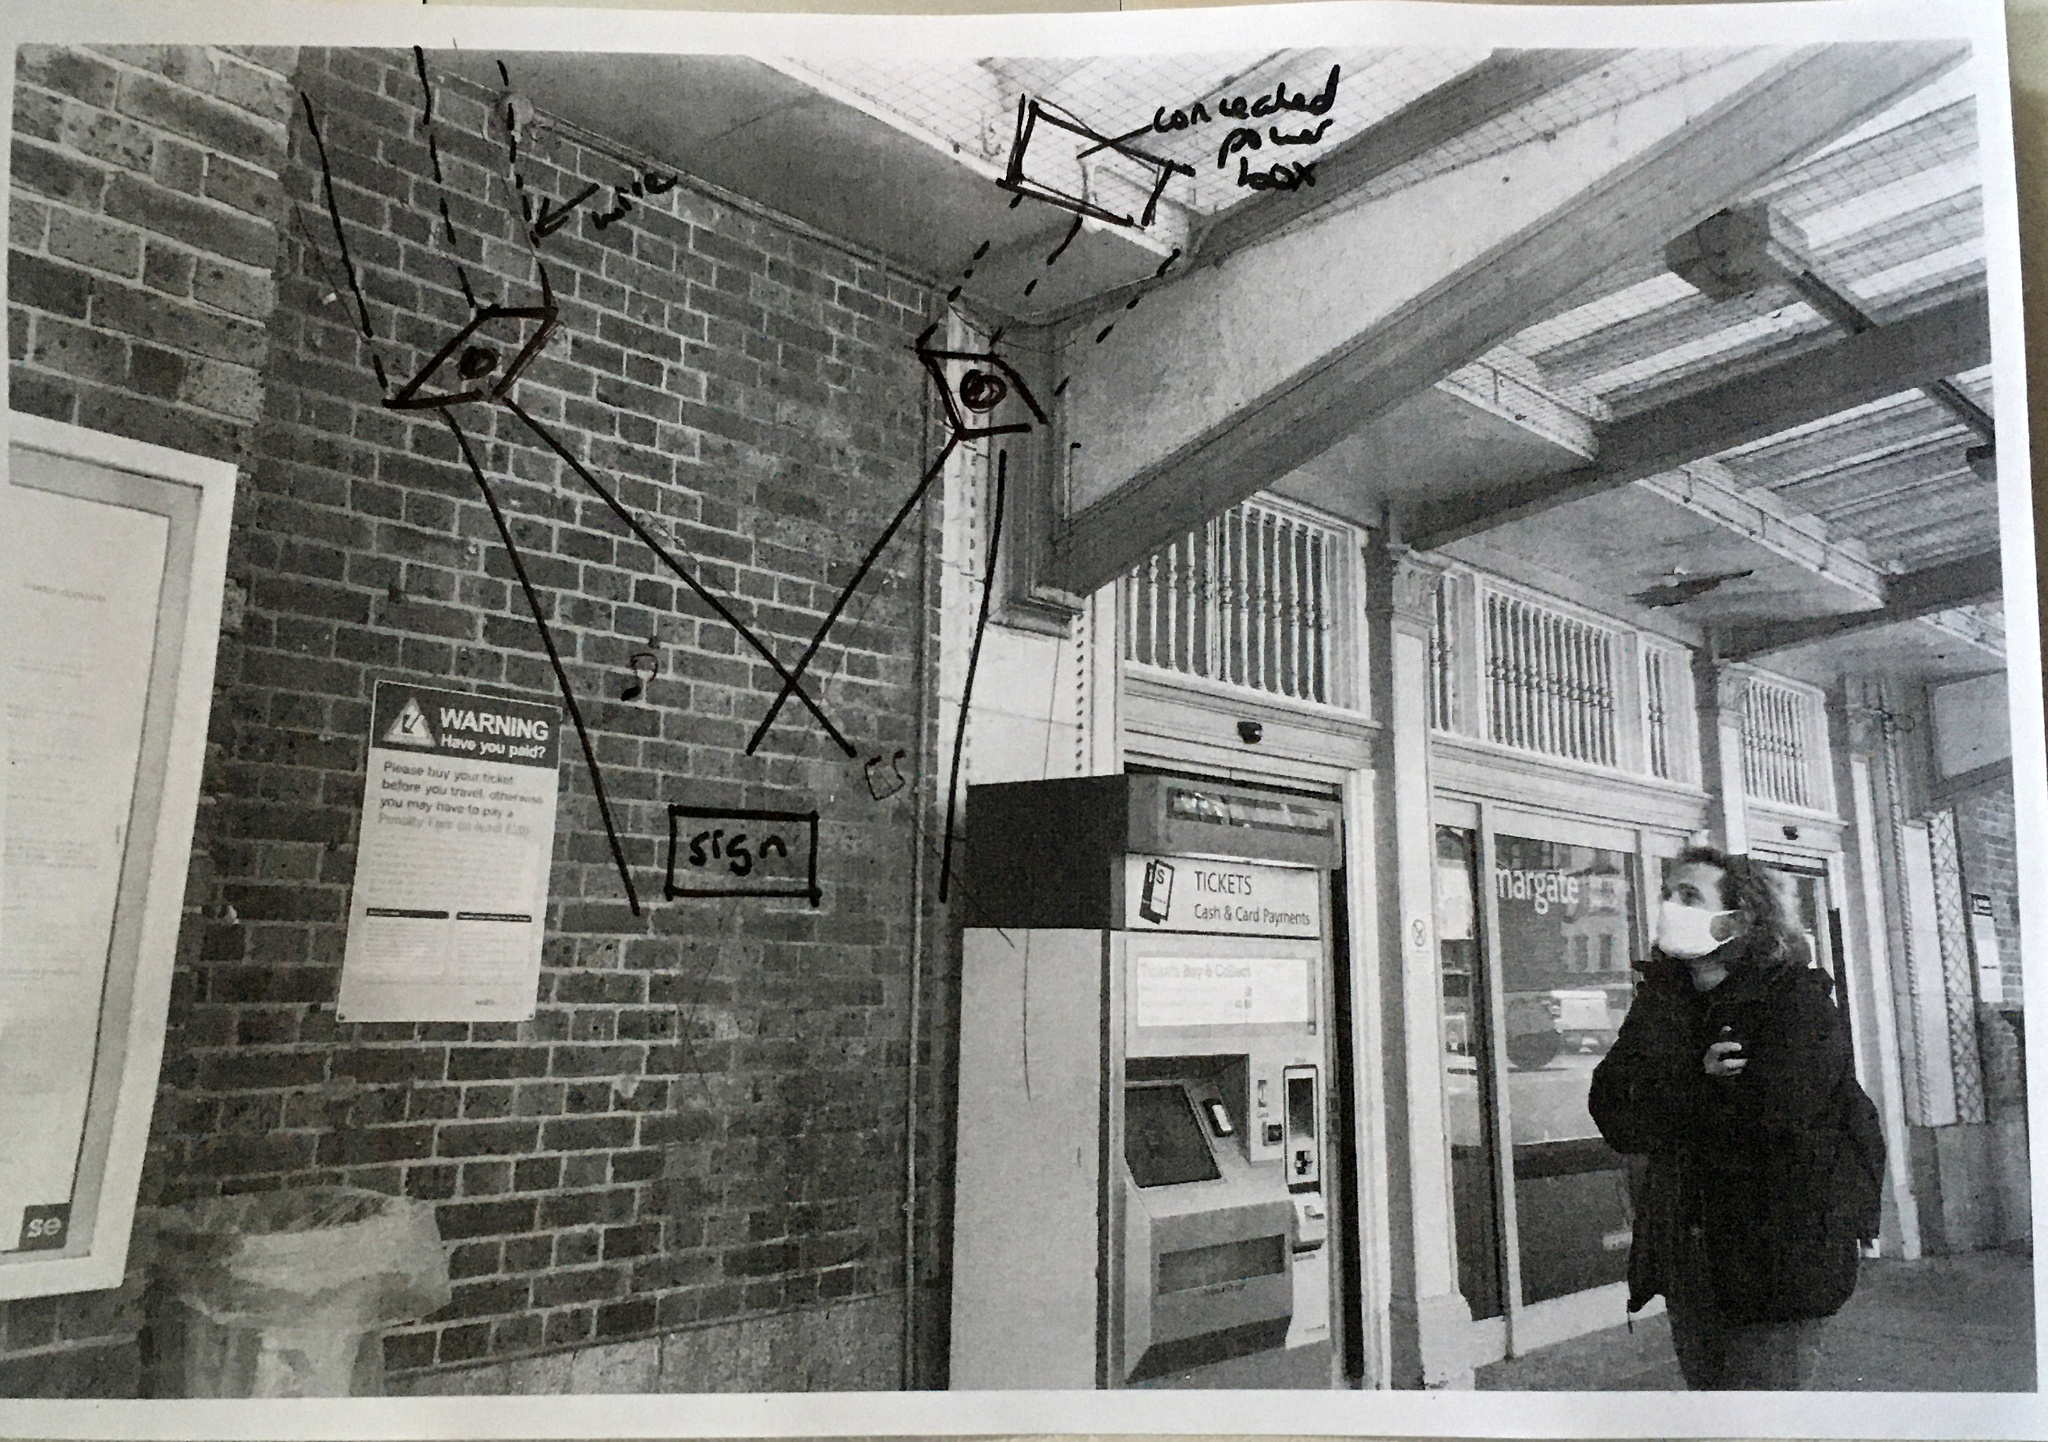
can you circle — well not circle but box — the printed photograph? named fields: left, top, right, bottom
left=0, top=2, right=2037, bottom=1419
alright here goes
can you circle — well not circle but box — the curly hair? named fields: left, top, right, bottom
left=1674, top=844, right=1805, bottom=972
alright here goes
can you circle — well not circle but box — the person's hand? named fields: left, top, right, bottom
left=1703, top=1039, right=1747, bottom=1077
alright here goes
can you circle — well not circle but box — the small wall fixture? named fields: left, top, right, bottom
left=1237, top=720, right=1263, bottom=745
left=620, top=651, right=660, bottom=702
left=1782, top=825, right=1800, bottom=841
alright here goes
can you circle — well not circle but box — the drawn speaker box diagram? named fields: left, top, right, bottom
left=1000, top=96, right=1193, bottom=231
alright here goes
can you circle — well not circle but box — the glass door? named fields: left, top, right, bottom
left=1434, top=803, right=1674, bottom=1355
left=1436, top=824, right=1502, bottom=1323
left=1490, top=828, right=1638, bottom=1317
left=1772, top=862, right=1848, bottom=1043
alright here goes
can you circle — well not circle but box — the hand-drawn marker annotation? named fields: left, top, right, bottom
left=737, top=326, right=1047, bottom=763
left=665, top=806, right=823, bottom=907
left=300, top=53, right=863, bottom=913
left=301, top=51, right=1336, bottom=916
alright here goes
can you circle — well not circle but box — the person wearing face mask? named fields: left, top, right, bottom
left=1588, top=845, right=1868, bottom=1390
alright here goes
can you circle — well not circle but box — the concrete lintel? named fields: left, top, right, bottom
left=1051, top=42, right=1969, bottom=597
left=1439, top=355, right=1599, bottom=459
left=1638, top=460, right=1887, bottom=601
left=765, top=56, right=1193, bottom=260
left=1921, top=603, right=2005, bottom=654
left=1407, top=286, right=1991, bottom=551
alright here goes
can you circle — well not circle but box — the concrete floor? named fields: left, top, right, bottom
left=1476, top=1246, right=2037, bottom=1391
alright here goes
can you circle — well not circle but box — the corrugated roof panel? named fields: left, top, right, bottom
left=1719, top=390, right=1926, bottom=460
left=1807, top=463, right=1978, bottom=523
left=1850, top=243, right=1984, bottom=310
left=1719, top=394, right=1965, bottom=487
left=1796, top=156, right=1977, bottom=247
left=1532, top=283, right=1803, bottom=384
left=1802, top=65, right=1976, bottom=161
left=1817, top=190, right=1981, bottom=285
left=1489, top=56, right=1990, bottom=580
left=1758, top=99, right=1976, bottom=220
left=1353, top=49, right=1760, bottom=208
left=1850, top=490, right=2000, bottom=552
left=1514, top=272, right=1699, bottom=355
left=1576, top=304, right=1825, bottom=407
left=1770, top=437, right=1974, bottom=510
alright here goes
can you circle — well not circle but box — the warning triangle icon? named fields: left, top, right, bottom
left=382, top=696, right=437, bottom=749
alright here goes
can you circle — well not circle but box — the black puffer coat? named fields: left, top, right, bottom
left=1588, top=941, right=1863, bottom=1326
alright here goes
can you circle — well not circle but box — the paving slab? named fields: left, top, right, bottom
left=1476, top=1247, right=2035, bottom=1391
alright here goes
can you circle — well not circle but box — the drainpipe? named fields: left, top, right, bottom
left=901, top=330, right=938, bottom=1388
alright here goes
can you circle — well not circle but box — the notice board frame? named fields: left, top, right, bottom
left=0, top=413, right=235, bottom=1300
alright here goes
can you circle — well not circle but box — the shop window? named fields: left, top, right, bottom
left=1492, top=834, right=1636, bottom=1307
left=1482, top=592, right=1619, bottom=767
left=1122, top=498, right=1343, bottom=705
left=1740, top=674, right=1830, bottom=811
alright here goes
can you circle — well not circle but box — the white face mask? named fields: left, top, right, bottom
left=1657, top=900, right=1735, bottom=959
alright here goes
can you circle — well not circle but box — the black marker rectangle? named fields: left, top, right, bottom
left=665, top=805, right=821, bottom=908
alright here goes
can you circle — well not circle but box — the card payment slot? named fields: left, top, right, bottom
left=1283, top=1065, right=1320, bottom=1192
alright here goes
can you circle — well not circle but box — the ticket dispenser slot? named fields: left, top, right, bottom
left=1282, top=1065, right=1328, bottom=1255
left=1121, top=1070, right=1295, bottom=1383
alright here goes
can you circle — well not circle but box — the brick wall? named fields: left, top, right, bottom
left=1955, top=783, right=2023, bottom=1008
left=3, top=42, right=296, bottom=1396
left=6, top=44, right=944, bottom=1392
left=9, top=44, right=294, bottom=462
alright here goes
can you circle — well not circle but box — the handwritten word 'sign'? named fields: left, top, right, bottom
left=1146, top=65, right=1341, bottom=193
left=684, top=827, right=791, bottom=878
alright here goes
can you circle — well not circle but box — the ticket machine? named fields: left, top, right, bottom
left=948, top=773, right=1345, bottom=1389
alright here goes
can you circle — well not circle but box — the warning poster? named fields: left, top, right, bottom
left=337, top=681, right=562, bottom=1022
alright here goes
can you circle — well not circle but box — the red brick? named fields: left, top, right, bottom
left=10, top=138, right=110, bottom=210
left=18, top=48, right=122, bottom=109
left=116, top=70, right=282, bottom=165
left=13, top=39, right=939, bottom=1386
left=10, top=250, right=91, bottom=319
left=103, top=173, right=277, bottom=269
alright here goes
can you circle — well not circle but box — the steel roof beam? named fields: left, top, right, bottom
left=1193, top=49, right=1624, bottom=264
left=1047, top=42, right=1968, bottom=598
left=1402, top=286, right=1989, bottom=551
left=1713, top=547, right=2002, bottom=660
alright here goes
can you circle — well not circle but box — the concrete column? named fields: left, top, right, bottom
left=1692, top=655, right=1751, bottom=852
left=1364, top=537, right=1472, bottom=1388
left=1829, top=685, right=1923, bottom=1258
left=1342, top=771, right=1395, bottom=1389
left=1082, top=584, right=1121, bottom=777
left=1852, top=679, right=1959, bottom=1131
